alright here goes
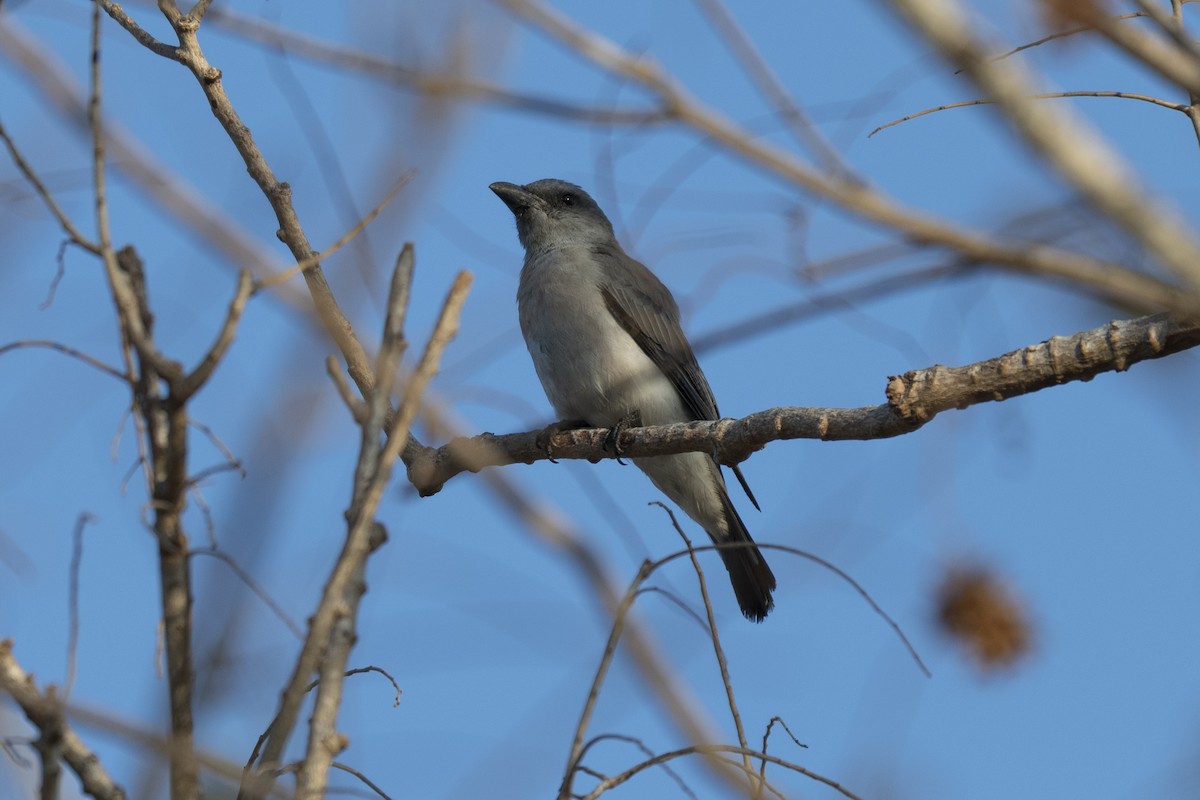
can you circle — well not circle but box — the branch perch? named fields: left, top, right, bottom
left=405, top=312, right=1200, bottom=496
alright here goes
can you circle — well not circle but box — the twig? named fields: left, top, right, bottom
left=759, top=716, right=807, bottom=793
left=0, top=340, right=129, bottom=383
left=180, top=269, right=254, bottom=400
left=559, top=562, right=655, bottom=800
left=253, top=175, right=414, bottom=293
left=572, top=733, right=697, bottom=799
left=579, top=744, right=860, bottom=800
left=64, top=513, right=97, bottom=701
left=330, top=761, right=392, bottom=800
left=96, top=0, right=179, bottom=60
left=870, top=90, right=1190, bottom=137
left=653, top=503, right=753, bottom=781
left=302, top=666, right=402, bottom=708
left=188, top=549, right=304, bottom=638
left=656, top=542, right=930, bottom=678
left=146, top=3, right=378, bottom=394
left=957, top=11, right=1159, bottom=72
left=204, top=6, right=671, bottom=125
left=0, top=116, right=99, bottom=253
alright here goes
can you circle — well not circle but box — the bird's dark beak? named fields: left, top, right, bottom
left=490, top=181, right=539, bottom=215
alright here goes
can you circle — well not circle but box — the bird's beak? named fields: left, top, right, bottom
left=490, top=181, right=540, bottom=215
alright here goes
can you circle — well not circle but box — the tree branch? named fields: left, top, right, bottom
left=0, top=640, right=127, bottom=800
left=406, top=312, right=1200, bottom=496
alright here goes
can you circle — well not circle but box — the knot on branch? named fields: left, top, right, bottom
left=886, top=370, right=934, bottom=422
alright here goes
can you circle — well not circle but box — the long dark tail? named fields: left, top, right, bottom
left=715, top=489, right=776, bottom=622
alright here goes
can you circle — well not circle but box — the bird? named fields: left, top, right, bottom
left=490, top=178, right=776, bottom=621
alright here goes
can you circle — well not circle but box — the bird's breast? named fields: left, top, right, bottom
left=518, top=253, right=684, bottom=427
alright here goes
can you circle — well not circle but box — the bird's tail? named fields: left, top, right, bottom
left=715, top=490, right=776, bottom=622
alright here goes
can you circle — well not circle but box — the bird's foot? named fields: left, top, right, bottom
left=536, top=418, right=590, bottom=463
left=603, top=409, right=642, bottom=465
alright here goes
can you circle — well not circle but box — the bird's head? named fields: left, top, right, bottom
left=490, top=179, right=615, bottom=253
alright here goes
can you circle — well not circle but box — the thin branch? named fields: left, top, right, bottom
left=559, top=561, right=655, bottom=800
left=188, top=549, right=304, bottom=639
left=870, top=90, right=1190, bottom=137
left=0, top=116, right=100, bottom=253
left=148, top=5, right=377, bottom=394
left=958, top=11, right=1161, bottom=71
left=759, top=716, right=807, bottom=791
left=179, top=269, right=253, bottom=400
left=580, top=743, right=861, bottom=800
left=96, top=0, right=180, bottom=60
left=0, top=339, right=129, bottom=383
left=204, top=7, right=671, bottom=125
left=305, top=666, right=402, bottom=708
left=655, top=542, right=929, bottom=678
left=64, top=513, right=97, bottom=701
left=330, top=761, right=392, bottom=800
left=572, top=734, right=697, bottom=799
left=252, top=175, right=414, bottom=293
left=658, top=504, right=754, bottom=784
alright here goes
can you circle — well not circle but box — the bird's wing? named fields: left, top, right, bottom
left=597, top=248, right=761, bottom=511
left=596, top=251, right=719, bottom=422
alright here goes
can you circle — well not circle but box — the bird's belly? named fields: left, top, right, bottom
left=521, top=286, right=685, bottom=428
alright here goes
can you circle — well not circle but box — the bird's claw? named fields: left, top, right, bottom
left=603, top=409, right=642, bottom=465
left=536, top=419, right=589, bottom=463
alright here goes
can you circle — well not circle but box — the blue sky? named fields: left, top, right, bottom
left=3, top=1, right=1200, bottom=798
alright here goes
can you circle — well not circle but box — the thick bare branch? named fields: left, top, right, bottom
left=0, top=641, right=127, bottom=800
left=407, top=313, right=1200, bottom=495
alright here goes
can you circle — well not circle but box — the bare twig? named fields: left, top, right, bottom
left=64, top=513, right=97, bottom=701
left=1050, top=0, right=1200, bottom=92
left=870, top=90, right=1190, bottom=137
left=330, top=761, right=393, bottom=800
left=657, top=541, right=929, bottom=678
left=180, top=270, right=254, bottom=400
left=559, top=560, right=655, bottom=800
left=579, top=743, right=860, bottom=800
left=0, top=116, right=99, bottom=253
left=188, top=549, right=304, bottom=638
left=0, top=340, right=129, bottom=383
left=252, top=175, right=414, bottom=293
left=146, top=4, right=377, bottom=394
left=204, top=6, right=671, bottom=125
left=657, top=503, right=754, bottom=785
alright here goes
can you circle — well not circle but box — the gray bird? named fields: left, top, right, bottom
left=490, top=178, right=776, bottom=621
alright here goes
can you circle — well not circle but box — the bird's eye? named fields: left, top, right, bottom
left=561, top=193, right=575, bottom=206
